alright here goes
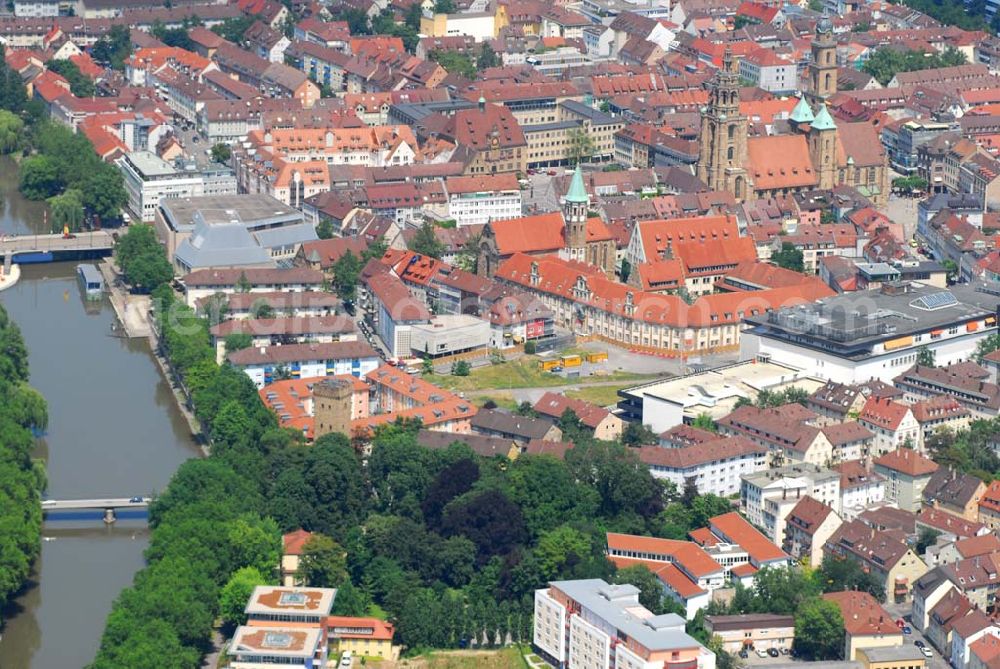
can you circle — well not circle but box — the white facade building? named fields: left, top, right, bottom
left=740, top=284, right=1000, bottom=384
left=534, top=579, right=716, bottom=669
left=117, top=152, right=237, bottom=223
left=740, top=465, right=841, bottom=544
left=227, top=342, right=380, bottom=389
left=14, top=0, right=59, bottom=17
left=446, top=176, right=522, bottom=227
left=639, top=438, right=768, bottom=497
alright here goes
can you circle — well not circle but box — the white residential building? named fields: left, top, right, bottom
left=836, top=461, right=886, bottom=521
left=14, top=0, right=58, bottom=17
left=445, top=174, right=522, bottom=227
left=738, top=50, right=798, bottom=94
left=740, top=465, right=841, bottom=544
left=638, top=436, right=768, bottom=497
left=857, top=396, right=921, bottom=455
left=227, top=341, right=380, bottom=389
left=182, top=267, right=326, bottom=307
left=534, top=579, right=716, bottom=669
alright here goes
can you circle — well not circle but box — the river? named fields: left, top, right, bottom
left=0, top=157, right=201, bottom=668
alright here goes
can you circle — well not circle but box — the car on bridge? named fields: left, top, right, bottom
left=129, top=496, right=144, bottom=503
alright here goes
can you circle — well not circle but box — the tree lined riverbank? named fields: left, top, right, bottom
left=0, top=304, right=46, bottom=622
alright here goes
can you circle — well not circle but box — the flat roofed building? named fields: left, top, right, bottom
left=705, top=614, right=795, bottom=653
left=616, top=359, right=821, bottom=433
left=157, top=193, right=306, bottom=260
left=117, top=151, right=237, bottom=222
left=533, top=579, right=715, bottom=669
left=230, top=625, right=326, bottom=669
left=857, top=644, right=926, bottom=669
left=740, top=282, right=1000, bottom=384
left=408, top=315, right=490, bottom=359
left=245, top=586, right=336, bottom=624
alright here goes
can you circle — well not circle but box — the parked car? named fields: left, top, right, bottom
left=340, top=650, right=352, bottom=667
left=902, top=626, right=912, bottom=635
left=767, top=648, right=779, bottom=657
left=780, top=648, right=789, bottom=655
left=921, top=647, right=933, bottom=659
left=896, top=619, right=906, bottom=628
left=914, top=640, right=925, bottom=648
left=738, top=649, right=749, bottom=659
left=756, top=649, right=768, bottom=658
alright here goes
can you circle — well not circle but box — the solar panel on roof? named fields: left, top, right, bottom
left=913, top=291, right=958, bottom=310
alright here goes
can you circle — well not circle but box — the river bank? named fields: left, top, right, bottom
left=0, top=254, right=200, bottom=665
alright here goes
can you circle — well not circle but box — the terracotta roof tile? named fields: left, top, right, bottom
left=873, top=448, right=938, bottom=477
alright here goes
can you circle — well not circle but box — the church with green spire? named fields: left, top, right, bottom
left=476, top=163, right=617, bottom=278
left=694, top=15, right=890, bottom=206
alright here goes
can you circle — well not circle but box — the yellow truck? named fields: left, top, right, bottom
left=560, top=354, right=582, bottom=368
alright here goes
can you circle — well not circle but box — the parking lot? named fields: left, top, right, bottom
left=740, top=648, right=795, bottom=665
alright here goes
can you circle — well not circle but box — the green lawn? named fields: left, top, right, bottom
left=565, top=383, right=633, bottom=407
left=424, top=357, right=652, bottom=393
left=366, top=602, right=388, bottom=620
left=475, top=393, right=520, bottom=412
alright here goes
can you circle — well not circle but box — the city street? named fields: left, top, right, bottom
left=882, top=601, right=949, bottom=669
left=882, top=192, right=921, bottom=243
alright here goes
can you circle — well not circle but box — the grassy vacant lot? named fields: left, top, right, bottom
left=397, top=647, right=528, bottom=669
left=425, top=357, right=652, bottom=393
left=565, top=383, right=634, bottom=407
left=475, top=393, right=520, bottom=412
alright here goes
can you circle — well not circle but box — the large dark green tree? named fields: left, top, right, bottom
left=794, top=598, right=845, bottom=660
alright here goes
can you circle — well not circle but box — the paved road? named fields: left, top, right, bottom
left=522, top=172, right=560, bottom=214
left=880, top=191, right=921, bottom=243
left=883, top=601, right=948, bottom=669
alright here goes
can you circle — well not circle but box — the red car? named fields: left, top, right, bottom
left=895, top=619, right=905, bottom=628
left=547, top=170, right=557, bottom=176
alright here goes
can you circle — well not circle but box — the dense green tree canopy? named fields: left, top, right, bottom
left=115, top=225, right=173, bottom=293
left=0, top=306, right=46, bottom=625
left=794, top=598, right=845, bottom=660
left=862, top=46, right=967, bottom=86
left=45, top=59, right=95, bottom=97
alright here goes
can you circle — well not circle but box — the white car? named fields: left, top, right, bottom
left=921, top=647, right=933, bottom=659
left=340, top=650, right=353, bottom=667
left=756, top=649, right=768, bottom=658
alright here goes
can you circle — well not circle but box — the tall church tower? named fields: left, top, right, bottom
left=696, top=48, right=750, bottom=201
left=808, top=14, right=838, bottom=103
left=563, top=163, right=589, bottom=262
left=809, top=104, right=838, bottom=190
